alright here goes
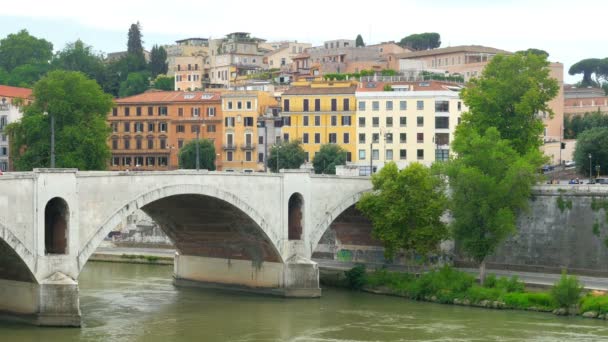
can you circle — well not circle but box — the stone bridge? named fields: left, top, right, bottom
left=0, top=169, right=372, bottom=326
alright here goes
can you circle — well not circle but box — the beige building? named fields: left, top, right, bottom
left=355, top=81, right=465, bottom=171
left=208, top=32, right=267, bottom=88
left=173, top=56, right=205, bottom=91
left=263, top=41, right=312, bottom=71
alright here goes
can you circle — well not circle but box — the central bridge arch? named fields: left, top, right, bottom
left=78, top=184, right=282, bottom=272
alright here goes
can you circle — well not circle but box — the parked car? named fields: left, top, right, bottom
left=596, top=178, right=608, bottom=185
left=541, top=165, right=555, bottom=173
left=564, top=160, right=576, bottom=167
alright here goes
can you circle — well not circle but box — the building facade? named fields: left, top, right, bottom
left=208, top=32, right=266, bottom=88
left=108, top=91, right=223, bottom=171
left=174, top=56, right=205, bottom=91
left=0, top=85, right=33, bottom=171
left=281, top=80, right=357, bottom=163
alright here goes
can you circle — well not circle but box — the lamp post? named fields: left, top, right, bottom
left=276, top=139, right=282, bottom=173
left=195, top=127, right=200, bottom=171
left=596, top=164, right=601, bottom=178
left=589, top=153, right=592, bottom=183
left=44, top=111, right=55, bottom=168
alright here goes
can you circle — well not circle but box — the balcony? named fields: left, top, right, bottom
left=240, top=143, right=256, bottom=151
left=223, top=144, right=237, bottom=150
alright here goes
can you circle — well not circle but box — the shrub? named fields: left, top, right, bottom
left=410, top=266, right=475, bottom=300
left=366, top=268, right=414, bottom=292
left=503, top=292, right=556, bottom=310
left=465, top=286, right=502, bottom=303
left=580, top=295, right=608, bottom=314
left=551, top=272, right=583, bottom=309
left=344, top=264, right=367, bottom=290
left=496, top=276, right=525, bottom=293
left=484, top=274, right=497, bottom=288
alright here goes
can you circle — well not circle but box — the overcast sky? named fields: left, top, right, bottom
left=1, top=0, right=606, bottom=83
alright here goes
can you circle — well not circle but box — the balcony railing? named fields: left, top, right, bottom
left=223, top=144, right=237, bottom=150
left=240, top=143, right=256, bottom=151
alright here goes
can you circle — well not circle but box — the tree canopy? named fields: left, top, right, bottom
left=564, top=110, right=608, bottom=139
left=312, top=144, right=347, bottom=174
left=119, top=71, right=149, bottom=97
left=51, top=40, right=105, bottom=86
left=355, top=34, right=365, bottom=47
left=153, top=75, right=174, bottom=91
left=460, top=52, right=559, bottom=155
left=0, top=29, right=53, bottom=72
left=568, top=58, right=608, bottom=87
left=357, top=162, right=448, bottom=259
left=178, top=139, right=216, bottom=170
left=573, top=127, right=608, bottom=177
left=7, top=70, right=113, bottom=170
left=267, top=140, right=306, bottom=172
left=127, top=22, right=146, bottom=72
left=516, top=48, right=549, bottom=58
left=148, top=45, right=168, bottom=78
left=399, top=33, right=441, bottom=51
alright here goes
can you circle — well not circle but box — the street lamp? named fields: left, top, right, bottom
left=275, top=139, right=282, bottom=173
left=596, top=164, right=601, bottom=178
left=43, top=111, right=55, bottom=168
left=196, top=123, right=206, bottom=171
left=589, top=153, right=592, bottom=183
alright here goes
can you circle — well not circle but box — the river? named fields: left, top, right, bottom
left=1, top=262, right=608, bottom=341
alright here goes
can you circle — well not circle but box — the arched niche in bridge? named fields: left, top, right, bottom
left=44, top=197, right=69, bottom=255
left=288, top=193, right=304, bottom=240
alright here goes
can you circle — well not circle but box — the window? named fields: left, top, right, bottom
left=314, top=116, right=320, bottom=126
left=359, top=133, right=365, bottom=144
left=417, top=116, right=424, bottom=127
left=400, top=149, right=406, bottom=160
left=283, top=133, right=290, bottom=142
left=386, top=117, right=393, bottom=127
left=303, top=99, right=309, bottom=112
left=148, top=107, right=153, bottom=116
left=458, top=101, right=462, bottom=111
left=178, top=108, right=184, bottom=116
left=314, top=133, right=320, bottom=144
left=283, top=99, right=289, bottom=112
left=160, top=138, right=167, bottom=149
left=245, top=151, right=252, bottom=162
left=225, top=117, right=235, bottom=127
left=178, top=139, right=184, bottom=148
left=244, top=117, right=254, bottom=127
left=283, top=117, right=291, bottom=126
left=112, top=123, right=118, bottom=133
left=207, top=107, right=216, bottom=117
left=148, top=122, right=155, bottom=132
left=124, top=138, right=130, bottom=150
left=227, top=151, right=233, bottom=161
left=400, top=117, right=406, bottom=127
left=112, top=108, right=117, bottom=116
left=191, top=107, right=201, bottom=116
left=228, top=101, right=233, bottom=110
left=435, top=149, right=449, bottom=161
left=125, top=107, right=130, bottom=116
left=372, top=101, right=379, bottom=111
left=314, top=99, right=320, bottom=111
left=112, top=139, right=118, bottom=149
left=207, top=125, right=216, bottom=132
left=386, top=101, right=393, bottom=111
left=258, top=152, right=264, bottom=163
left=341, top=115, right=351, bottom=126
left=400, top=133, right=407, bottom=143
left=435, top=117, right=449, bottom=129
left=331, top=99, right=337, bottom=111
left=158, top=107, right=168, bottom=116
left=358, top=101, right=366, bottom=111
left=112, top=157, right=119, bottom=166
left=148, top=138, right=154, bottom=149
left=359, top=117, right=365, bottom=127
left=385, top=133, right=393, bottom=144
left=417, top=133, right=424, bottom=143
left=359, top=150, right=366, bottom=160
left=327, top=133, right=337, bottom=144
left=331, top=116, right=337, bottom=126
left=372, top=149, right=379, bottom=160
left=258, top=136, right=264, bottom=144
left=386, top=149, right=393, bottom=160
left=435, top=100, right=449, bottom=112
left=372, top=133, right=379, bottom=143
left=400, top=101, right=407, bottom=110
left=417, top=100, right=424, bottom=110
left=372, top=117, right=379, bottom=127
left=136, top=139, right=142, bottom=150
left=343, top=133, right=349, bottom=144
left=158, top=156, right=168, bottom=166
left=159, top=122, right=167, bottom=132
left=343, top=98, right=350, bottom=111
left=191, top=125, right=200, bottom=133
left=417, top=149, right=424, bottom=160
left=136, top=107, right=142, bottom=116
left=303, top=116, right=309, bottom=126
left=135, top=122, right=144, bottom=132
left=303, top=133, right=309, bottom=143
left=237, top=101, right=242, bottom=110
left=124, top=122, right=130, bottom=132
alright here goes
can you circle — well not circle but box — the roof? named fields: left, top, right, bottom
left=356, top=81, right=462, bottom=92
left=283, top=85, right=357, bottom=96
left=115, top=91, right=221, bottom=104
left=0, top=85, right=33, bottom=99
left=396, top=45, right=512, bottom=59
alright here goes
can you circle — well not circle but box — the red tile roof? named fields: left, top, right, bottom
left=0, top=85, right=33, bottom=99
left=115, top=91, right=221, bottom=104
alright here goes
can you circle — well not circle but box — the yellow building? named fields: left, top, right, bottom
left=221, top=91, right=277, bottom=171
left=281, top=80, right=357, bottom=163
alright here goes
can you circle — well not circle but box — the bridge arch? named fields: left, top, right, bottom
left=0, top=222, right=37, bottom=283
left=78, top=184, right=282, bottom=271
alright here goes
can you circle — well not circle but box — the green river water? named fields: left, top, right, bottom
left=2, top=262, right=608, bottom=341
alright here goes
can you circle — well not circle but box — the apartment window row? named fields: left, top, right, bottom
left=115, top=122, right=169, bottom=133
left=111, top=137, right=169, bottom=150
left=358, top=149, right=429, bottom=161
left=176, top=64, right=200, bottom=71
left=224, top=116, right=257, bottom=127
left=111, top=156, right=169, bottom=167
left=357, top=132, right=428, bottom=144
left=357, top=100, right=462, bottom=112
left=224, top=150, right=254, bottom=162
left=301, top=132, right=350, bottom=144
left=226, top=100, right=253, bottom=110
left=113, top=106, right=168, bottom=117
left=283, top=98, right=351, bottom=112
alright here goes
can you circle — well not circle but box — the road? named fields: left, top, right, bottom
left=94, top=247, right=608, bottom=291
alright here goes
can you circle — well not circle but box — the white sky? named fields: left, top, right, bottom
left=1, top=0, right=606, bottom=83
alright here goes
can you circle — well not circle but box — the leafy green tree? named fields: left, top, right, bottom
left=357, top=162, right=448, bottom=260
left=0, top=29, right=53, bottom=72
left=118, top=72, right=149, bottom=97
left=312, top=144, right=347, bottom=174
left=355, top=34, right=365, bottom=47
left=460, top=52, right=559, bottom=155
left=573, top=127, right=608, bottom=177
left=399, top=33, right=441, bottom=51
left=178, top=139, right=216, bottom=170
left=564, top=110, right=608, bottom=139
left=516, top=48, right=549, bottom=58
left=51, top=40, right=105, bottom=85
left=445, top=127, right=544, bottom=284
left=5, top=63, right=50, bottom=87
left=7, top=70, right=113, bottom=170
left=127, top=22, right=146, bottom=72
left=267, top=140, right=306, bottom=172
left=153, top=75, right=174, bottom=91
left=568, top=58, right=608, bottom=87
left=148, top=45, right=168, bottom=78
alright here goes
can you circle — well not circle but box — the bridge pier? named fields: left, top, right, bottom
left=173, top=253, right=320, bottom=297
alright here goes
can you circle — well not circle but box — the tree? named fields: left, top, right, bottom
left=267, top=140, right=306, bottom=172
left=178, top=139, right=216, bottom=170
left=148, top=45, right=168, bottom=78
left=51, top=40, right=105, bottom=86
left=355, top=34, right=365, bottom=47
left=127, top=22, right=146, bottom=72
left=119, top=72, right=149, bottom=97
left=153, top=75, right=174, bottom=91
left=357, top=162, right=448, bottom=260
left=7, top=70, right=113, bottom=170
left=0, top=29, right=53, bottom=72
left=564, top=110, right=608, bottom=139
left=573, top=127, right=608, bottom=177
left=516, top=48, right=549, bottom=58
left=5, top=63, right=50, bottom=87
left=312, top=144, right=347, bottom=174
left=445, top=127, right=544, bottom=284
left=568, top=58, right=608, bottom=87
left=460, top=52, right=559, bottom=155
left=399, top=33, right=441, bottom=51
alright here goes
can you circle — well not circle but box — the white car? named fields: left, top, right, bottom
left=564, top=161, right=576, bottom=167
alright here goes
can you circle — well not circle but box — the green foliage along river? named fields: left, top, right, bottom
left=2, top=262, right=608, bottom=341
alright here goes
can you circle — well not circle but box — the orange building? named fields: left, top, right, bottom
left=108, top=91, right=223, bottom=171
